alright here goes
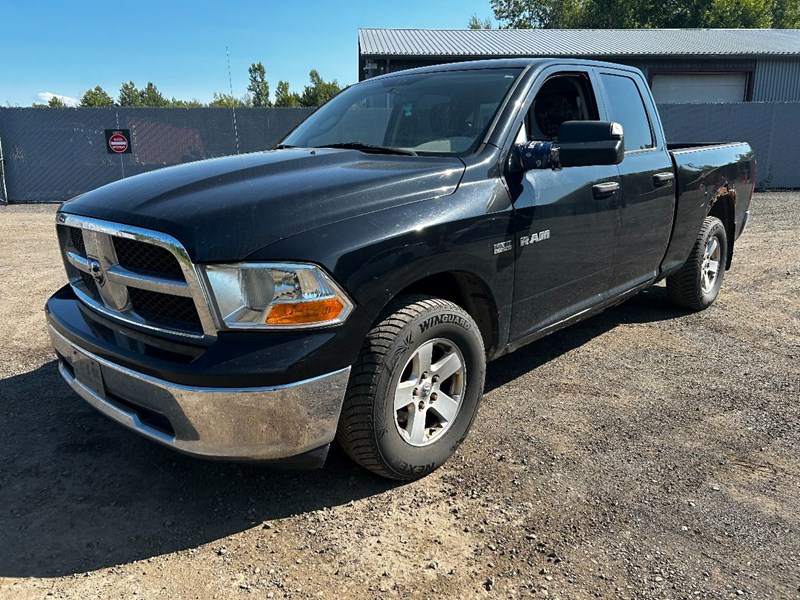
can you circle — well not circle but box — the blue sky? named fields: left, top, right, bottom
left=0, top=0, right=495, bottom=106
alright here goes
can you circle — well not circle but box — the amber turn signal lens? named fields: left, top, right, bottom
left=265, top=298, right=345, bottom=325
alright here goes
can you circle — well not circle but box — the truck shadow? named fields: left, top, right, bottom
left=0, top=287, right=684, bottom=578
left=0, top=361, right=397, bottom=578
left=485, top=285, right=685, bottom=393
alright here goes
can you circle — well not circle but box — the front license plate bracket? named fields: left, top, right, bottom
left=72, top=350, right=105, bottom=397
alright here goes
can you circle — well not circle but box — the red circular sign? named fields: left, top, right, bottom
left=108, top=132, right=129, bottom=153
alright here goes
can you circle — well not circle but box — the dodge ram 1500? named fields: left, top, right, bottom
left=47, top=58, right=754, bottom=479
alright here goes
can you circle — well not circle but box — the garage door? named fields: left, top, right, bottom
left=651, top=73, right=748, bottom=103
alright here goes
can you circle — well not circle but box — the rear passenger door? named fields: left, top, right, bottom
left=597, top=71, right=676, bottom=292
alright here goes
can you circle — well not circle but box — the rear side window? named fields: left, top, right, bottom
left=600, top=74, right=654, bottom=151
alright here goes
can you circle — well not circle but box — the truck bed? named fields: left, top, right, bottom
left=660, top=141, right=755, bottom=276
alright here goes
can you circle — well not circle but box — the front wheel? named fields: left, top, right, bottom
left=667, top=216, right=728, bottom=311
left=336, top=296, right=486, bottom=480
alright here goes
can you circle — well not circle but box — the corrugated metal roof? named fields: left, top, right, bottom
left=359, top=28, right=800, bottom=58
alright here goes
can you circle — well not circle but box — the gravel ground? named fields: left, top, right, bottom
left=0, top=193, right=798, bottom=599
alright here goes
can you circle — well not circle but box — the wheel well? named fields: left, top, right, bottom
left=709, top=190, right=736, bottom=269
left=395, top=272, right=499, bottom=357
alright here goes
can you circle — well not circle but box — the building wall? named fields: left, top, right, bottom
left=621, top=58, right=753, bottom=77
left=623, top=58, right=800, bottom=102
left=753, top=58, right=800, bottom=101
left=618, top=58, right=756, bottom=74
left=362, top=55, right=800, bottom=101
left=615, top=58, right=756, bottom=101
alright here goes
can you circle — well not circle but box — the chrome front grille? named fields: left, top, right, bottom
left=56, top=214, right=217, bottom=339
left=113, top=235, right=186, bottom=279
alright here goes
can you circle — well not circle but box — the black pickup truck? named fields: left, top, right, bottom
left=46, top=58, right=754, bottom=480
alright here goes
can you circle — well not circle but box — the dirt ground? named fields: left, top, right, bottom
left=0, top=193, right=798, bottom=599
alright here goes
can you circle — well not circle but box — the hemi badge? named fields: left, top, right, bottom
left=493, top=240, right=512, bottom=255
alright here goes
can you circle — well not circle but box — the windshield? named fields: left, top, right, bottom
left=282, top=68, right=523, bottom=157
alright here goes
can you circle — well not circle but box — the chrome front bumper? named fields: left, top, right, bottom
left=49, top=325, right=351, bottom=461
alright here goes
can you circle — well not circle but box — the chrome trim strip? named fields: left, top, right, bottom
left=66, top=250, right=92, bottom=272
left=70, top=284, right=200, bottom=340
left=106, top=265, right=193, bottom=297
left=57, top=213, right=218, bottom=340
left=50, top=325, right=352, bottom=460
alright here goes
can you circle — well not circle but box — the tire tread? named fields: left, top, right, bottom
left=336, top=295, right=481, bottom=480
left=666, top=216, right=726, bottom=311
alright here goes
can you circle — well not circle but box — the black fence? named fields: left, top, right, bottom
left=0, top=102, right=797, bottom=203
left=0, top=107, right=313, bottom=203
left=657, top=102, right=800, bottom=189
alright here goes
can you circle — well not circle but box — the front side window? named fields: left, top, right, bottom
left=526, top=73, right=600, bottom=140
left=600, top=74, right=654, bottom=151
left=282, top=69, right=522, bottom=157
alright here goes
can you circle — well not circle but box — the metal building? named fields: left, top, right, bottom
left=358, top=28, right=800, bottom=103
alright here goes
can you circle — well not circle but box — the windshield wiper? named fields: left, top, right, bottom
left=312, top=142, right=417, bottom=156
left=273, top=143, right=299, bottom=150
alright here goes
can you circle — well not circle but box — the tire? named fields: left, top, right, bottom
left=667, top=216, right=728, bottom=311
left=337, top=295, right=486, bottom=480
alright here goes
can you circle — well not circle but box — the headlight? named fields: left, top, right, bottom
left=202, top=263, right=353, bottom=329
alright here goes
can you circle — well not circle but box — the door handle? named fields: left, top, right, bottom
left=653, top=172, right=675, bottom=187
left=592, top=181, right=620, bottom=198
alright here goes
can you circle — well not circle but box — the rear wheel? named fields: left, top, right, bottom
left=337, top=296, right=485, bottom=480
left=667, top=216, right=728, bottom=311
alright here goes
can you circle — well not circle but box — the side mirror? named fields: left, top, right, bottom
left=556, top=121, right=624, bottom=167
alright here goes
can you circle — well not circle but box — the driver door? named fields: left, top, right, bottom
left=508, top=69, right=620, bottom=341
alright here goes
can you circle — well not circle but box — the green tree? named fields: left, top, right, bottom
left=80, top=85, right=115, bottom=107
left=118, top=81, right=170, bottom=107
left=300, top=70, right=342, bottom=107
left=248, top=61, right=271, bottom=107
left=118, top=81, right=142, bottom=106
left=48, top=96, right=68, bottom=108
left=489, top=0, right=797, bottom=28
left=468, top=14, right=493, bottom=28
left=703, top=0, right=773, bottom=27
left=139, top=82, right=168, bottom=107
left=274, top=80, right=303, bottom=107
left=169, top=97, right=205, bottom=108
left=773, top=0, right=800, bottom=27
left=489, top=0, right=584, bottom=28
left=209, top=92, right=251, bottom=107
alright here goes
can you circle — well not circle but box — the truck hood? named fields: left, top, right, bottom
left=62, top=148, right=466, bottom=262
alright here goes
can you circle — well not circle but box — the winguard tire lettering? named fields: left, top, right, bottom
left=336, top=296, right=486, bottom=481
left=418, top=313, right=472, bottom=333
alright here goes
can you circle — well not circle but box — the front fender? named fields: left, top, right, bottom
left=246, top=186, right=515, bottom=327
